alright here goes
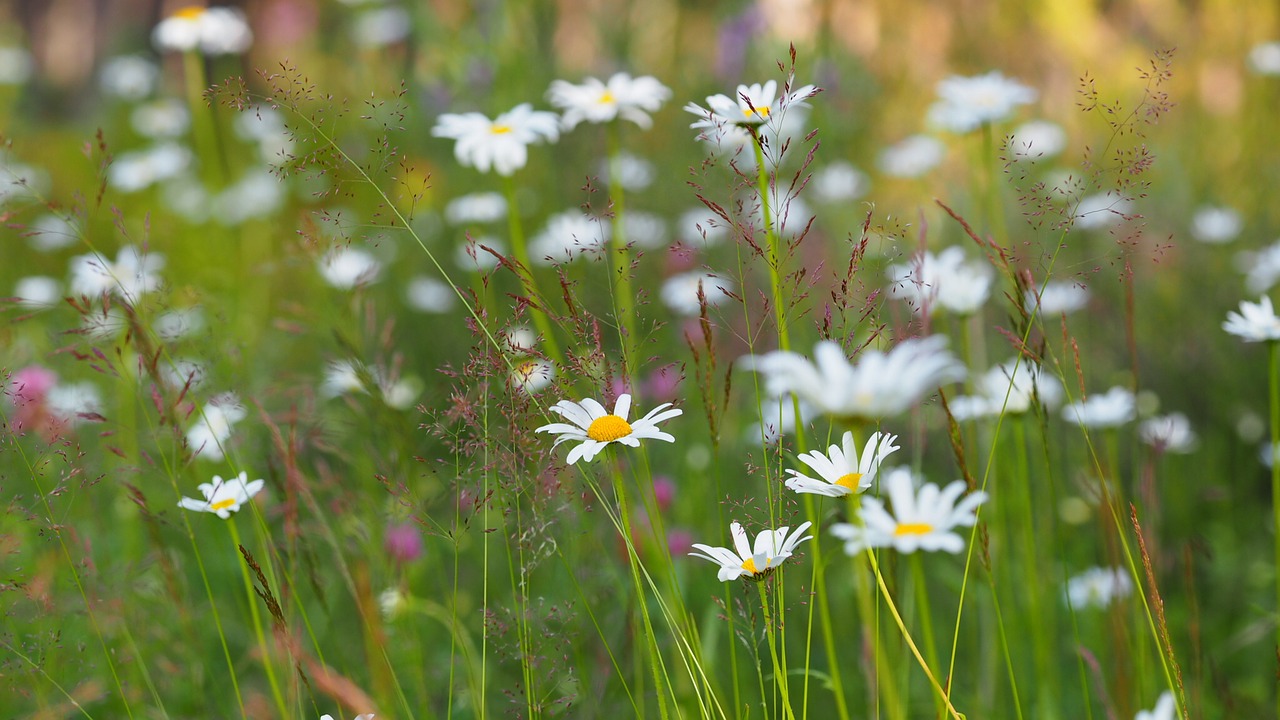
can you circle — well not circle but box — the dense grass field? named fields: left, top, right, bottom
left=5, top=1, right=1280, bottom=718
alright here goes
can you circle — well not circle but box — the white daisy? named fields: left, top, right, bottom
left=320, top=713, right=374, bottom=720
left=886, top=246, right=994, bottom=317
left=660, top=271, right=734, bottom=316
left=927, top=71, right=1037, bottom=134
left=69, top=245, right=165, bottom=301
left=1008, top=120, right=1066, bottom=160
left=877, top=135, right=946, bottom=178
left=1240, top=242, right=1280, bottom=295
left=405, top=275, right=457, bottom=313
left=1249, top=41, right=1280, bottom=76
left=1190, top=205, right=1242, bottom=244
left=948, top=360, right=1063, bottom=421
left=45, top=382, right=103, bottom=425
left=740, top=336, right=966, bottom=421
left=318, top=247, right=381, bottom=289
left=548, top=73, right=671, bottom=130
left=684, top=79, right=818, bottom=134
left=27, top=214, right=80, bottom=252
left=130, top=98, right=191, bottom=139
left=99, top=55, right=159, bottom=100
left=534, top=393, right=681, bottom=465
left=1026, top=280, right=1090, bottom=315
left=432, top=104, right=560, bottom=176
left=1062, top=386, right=1135, bottom=428
left=13, top=276, right=61, bottom=307
left=1138, top=412, right=1196, bottom=454
left=1072, top=192, right=1133, bottom=231
left=177, top=472, right=265, bottom=519
left=785, top=431, right=899, bottom=497
left=1064, top=566, right=1133, bottom=609
left=107, top=143, right=192, bottom=192
left=831, top=468, right=987, bottom=554
left=677, top=207, right=729, bottom=248
left=527, top=210, right=610, bottom=265
left=511, top=358, right=555, bottom=394
left=811, top=161, right=870, bottom=204
left=152, top=6, right=253, bottom=55
left=444, top=192, right=507, bottom=225
left=689, top=521, right=813, bottom=582
left=1224, top=296, right=1280, bottom=342
left=186, top=395, right=246, bottom=461
left=1134, top=692, right=1176, bottom=720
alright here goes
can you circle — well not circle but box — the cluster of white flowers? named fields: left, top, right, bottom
left=886, top=246, right=994, bottom=317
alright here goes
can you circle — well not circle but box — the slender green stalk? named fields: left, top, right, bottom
left=181, top=50, right=227, bottom=186
left=1012, top=419, right=1059, bottom=718
left=227, top=518, right=288, bottom=718
left=1271, top=340, right=1280, bottom=720
left=605, top=121, right=638, bottom=383
left=910, top=554, right=943, bottom=718
left=502, top=175, right=566, bottom=368
left=751, top=131, right=791, bottom=353
left=758, top=582, right=798, bottom=720
left=845, top=495, right=904, bottom=720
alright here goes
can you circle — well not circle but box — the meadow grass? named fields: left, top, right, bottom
left=2, top=2, right=1280, bottom=718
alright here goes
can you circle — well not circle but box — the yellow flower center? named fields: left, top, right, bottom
left=210, top=498, right=236, bottom=511
left=835, top=472, right=864, bottom=491
left=174, top=6, right=206, bottom=19
left=894, top=522, right=934, bottom=537
left=741, top=557, right=760, bottom=574
left=490, top=124, right=513, bottom=135
left=744, top=105, right=771, bottom=119
left=587, top=414, right=633, bottom=442
left=598, top=90, right=616, bottom=105
left=514, top=361, right=537, bottom=380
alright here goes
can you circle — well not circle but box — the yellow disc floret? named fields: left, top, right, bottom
left=598, top=90, right=616, bottom=105
left=210, top=498, right=237, bottom=511
left=587, top=414, right=633, bottom=442
left=835, top=472, right=863, bottom=491
left=174, top=6, right=207, bottom=19
left=740, top=557, right=759, bottom=575
left=490, top=124, right=513, bottom=135
left=744, top=105, right=771, bottom=119
left=893, top=522, right=934, bottom=537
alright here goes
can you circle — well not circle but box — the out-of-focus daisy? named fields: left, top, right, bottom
left=678, top=207, right=729, bottom=248
left=45, top=382, right=103, bottom=425
left=1190, top=205, right=1242, bottom=244
left=1238, top=242, right=1280, bottom=294
left=949, top=360, right=1063, bottom=421
left=741, top=336, right=965, bottom=421
left=456, top=235, right=505, bottom=272
left=811, top=161, right=869, bottom=204
left=320, top=713, right=375, bottom=720
left=352, top=6, right=411, bottom=47
left=928, top=71, right=1037, bottom=133
left=405, top=275, right=457, bottom=313
left=623, top=211, right=669, bottom=249
left=131, top=99, right=191, bottom=139
left=1224, top=296, right=1280, bottom=342
left=154, top=306, right=205, bottom=341
left=753, top=395, right=815, bottom=445
left=378, top=587, right=406, bottom=619
left=512, top=358, right=555, bottom=394
left=0, top=47, right=33, bottom=85
left=528, top=210, right=610, bottom=265
left=99, top=55, right=159, bottom=100
left=689, top=520, right=812, bottom=582
left=80, top=307, right=127, bottom=340
left=599, top=152, right=655, bottom=191
left=1026, top=280, right=1090, bottom=315
left=432, top=104, right=560, bottom=176
left=1064, top=566, right=1133, bottom=608
left=152, top=6, right=254, bottom=55
left=660, top=271, right=734, bottom=316
left=878, top=135, right=945, bottom=178
left=1072, top=192, right=1133, bottom=231
left=1062, top=386, right=1136, bottom=428
left=318, top=247, right=381, bottom=288
left=1139, top=412, right=1197, bottom=454
left=186, top=395, right=246, bottom=461
left=160, top=358, right=208, bottom=390
left=886, top=247, right=994, bottom=316
left=27, top=214, right=80, bottom=252
left=177, top=472, right=265, bottom=519
left=69, top=245, right=165, bottom=301
left=1249, top=41, right=1280, bottom=76
left=107, top=143, right=192, bottom=192
left=444, top=192, right=507, bottom=225
left=1135, top=692, right=1176, bottom=720
left=13, top=276, right=61, bottom=307
left=548, top=73, right=671, bottom=130
left=534, top=393, right=681, bottom=464
left=831, top=468, right=987, bottom=554
left=685, top=79, right=818, bottom=135
left=1007, top=120, right=1066, bottom=160
left=212, top=170, right=284, bottom=226
left=785, top=431, right=899, bottom=497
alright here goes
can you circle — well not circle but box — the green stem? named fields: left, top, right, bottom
left=758, top=582, right=797, bottom=720
left=1271, top=340, right=1280, bottom=719
left=910, top=554, right=943, bottom=719
left=1013, top=419, right=1058, bottom=718
left=751, top=131, right=790, bottom=353
left=503, top=175, right=566, bottom=368
left=228, top=518, right=288, bottom=718
left=606, top=122, right=638, bottom=384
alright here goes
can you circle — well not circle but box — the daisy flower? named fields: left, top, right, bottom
left=1139, top=413, right=1197, bottom=454
left=69, top=245, right=165, bottom=301
left=1062, top=386, right=1136, bottom=428
left=831, top=468, right=987, bottom=554
left=1190, top=205, right=1242, bottom=244
left=152, top=6, right=253, bottom=55
left=1135, top=692, right=1176, bottom=720
left=1008, top=120, right=1066, bottom=159
left=785, top=431, right=900, bottom=497
left=1064, top=566, right=1133, bottom=609
left=535, top=393, right=681, bottom=464
left=740, top=336, right=965, bottom=422
left=948, top=360, right=1062, bottom=421
left=684, top=79, right=818, bottom=134
left=689, top=521, right=813, bottom=582
left=431, top=104, right=560, bottom=176
left=318, top=247, right=381, bottom=289
left=878, top=135, right=945, bottom=178
left=927, top=71, right=1036, bottom=133
left=1026, top=280, right=1090, bottom=315
left=886, top=246, right=994, bottom=316
left=1224, top=296, right=1280, bottom=342
left=547, top=73, right=671, bottom=130
left=177, top=472, right=265, bottom=519
left=660, top=271, right=734, bottom=316
left=186, top=395, right=246, bottom=461
left=320, top=714, right=375, bottom=720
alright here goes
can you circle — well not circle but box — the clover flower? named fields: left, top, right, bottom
left=689, top=521, right=812, bottom=582
left=535, top=393, right=681, bottom=464
left=432, top=104, right=560, bottom=176
left=785, top=431, right=899, bottom=497
left=831, top=468, right=987, bottom=554
left=177, top=472, right=265, bottom=519
left=548, top=73, right=671, bottom=130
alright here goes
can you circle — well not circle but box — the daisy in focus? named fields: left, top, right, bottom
left=1223, top=296, right=1280, bottom=342
left=178, top=472, right=265, bottom=519
left=785, top=431, right=900, bottom=497
left=831, top=468, right=987, bottom=554
left=432, top=104, right=560, bottom=176
left=740, top=336, right=965, bottom=422
left=547, top=73, right=671, bottom=130
left=927, top=71, right=1036, bottom=133
left=684, top=79, right=818, bottom=135
left=689, top=521, right=812, bottom=582
left=535, top=393, right=681, bottom=464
